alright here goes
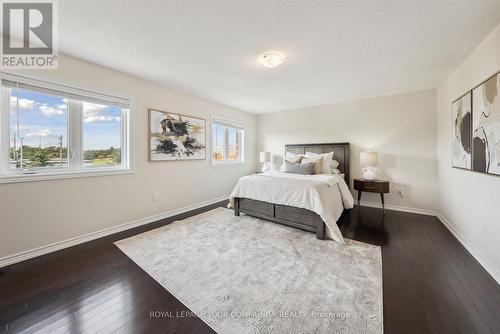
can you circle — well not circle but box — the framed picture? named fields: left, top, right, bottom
left=148, top=108, right=206, bottom=161
left=472, top=71, right=500, bottom=176
left=452, top=91, right=472, bottom=170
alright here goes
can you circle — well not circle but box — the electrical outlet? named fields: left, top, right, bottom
left=396, top=188, right=403, bottom=198
left=152, top=192, right=159, bottom=201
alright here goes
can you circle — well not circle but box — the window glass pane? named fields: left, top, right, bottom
left=9, top=88, right=68, bottom=170
left=227, top=127, right=240, bottom=161
left=83, top=102, right=123, bottom=167
left=213, top=123, right=224, bottom=161
left=237, top=129, right=243, bottom=161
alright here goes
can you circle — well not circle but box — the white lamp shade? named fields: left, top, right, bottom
left=260, top=152, right=271, bottom=163
left=360, top=151, right=378, bottom=167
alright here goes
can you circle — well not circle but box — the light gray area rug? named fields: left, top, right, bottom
left=115, top=207, right=383, bottom=334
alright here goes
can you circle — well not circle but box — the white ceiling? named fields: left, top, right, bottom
left=55, top=1, right=500, bottom=114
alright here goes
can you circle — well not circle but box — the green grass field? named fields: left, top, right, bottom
left=90, top=158, right=118, bottom=166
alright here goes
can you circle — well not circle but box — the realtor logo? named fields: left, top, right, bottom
left=1, top=0, right=58, bottom=68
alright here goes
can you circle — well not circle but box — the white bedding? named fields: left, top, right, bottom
left=229, top=171, right=354, bottom=244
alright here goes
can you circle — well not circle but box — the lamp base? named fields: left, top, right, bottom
left=362, top=167, right=377, bottom=180
left=261, top=163, right=270, bottom=173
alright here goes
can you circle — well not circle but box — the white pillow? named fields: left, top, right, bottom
left=286, top=151, right=303, bottom=159
left=305, top=151, right=333, bottom=174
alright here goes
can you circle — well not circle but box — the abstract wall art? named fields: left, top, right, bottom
left=472, top=72, right=500, bottom=176
left=452, top=92, right=472, bottom=169
left=148, top=109, right=206, bottom=161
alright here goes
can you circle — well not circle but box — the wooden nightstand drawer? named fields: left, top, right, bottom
left=354, top=179, right=389, bottom=193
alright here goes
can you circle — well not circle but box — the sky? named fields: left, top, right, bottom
left=213, top=123, right=224, bottom=155
left=9, top=89, right=122, bottom=150
left=212, top=124, right=238, bottom=158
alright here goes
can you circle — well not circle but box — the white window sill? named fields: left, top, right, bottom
left=211, top=161, right=245, bottom=168
left=0, top=168, right=134, bottom=184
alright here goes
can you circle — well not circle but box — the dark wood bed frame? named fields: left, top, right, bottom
left=234, top=143, right=350, bottom=240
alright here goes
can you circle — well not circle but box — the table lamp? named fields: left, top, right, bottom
left=260, top=152, right=271, bottom=172
left=360, top=151, right=378, bottom=180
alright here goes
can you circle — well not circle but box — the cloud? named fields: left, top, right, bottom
left=84, top=115, right=118, bottom=123
left=39, top=103, right=64, bottom=117
left=26, top=129, right=55, bottom=137
left=84, top=103, right=106, bottom=113
left=83, top=103, right=120, bottom=123
left=10, top=125, right=28, bottom=131
left=10, top=97, right=35, bottom=109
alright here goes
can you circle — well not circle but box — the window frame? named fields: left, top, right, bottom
left=0, top=72, right=133, bottom=184
left=210, top=116, right=245, bottom=167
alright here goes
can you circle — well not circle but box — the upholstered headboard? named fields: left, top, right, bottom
left=285, top=143, right=350, bottom=184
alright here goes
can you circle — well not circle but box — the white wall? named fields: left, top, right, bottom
left=436, top=23, right=500, bottom=282
left=0, top=54, right=257, bottom=262
left=257, top=89, right=438, bottom=213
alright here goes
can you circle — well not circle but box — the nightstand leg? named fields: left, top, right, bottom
left=380, top=193, right=385, bottom=214
left=357, top=191, right=362, bottom=207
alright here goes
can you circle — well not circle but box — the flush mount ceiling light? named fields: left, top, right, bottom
left=259, top=52, right=285, bottom=68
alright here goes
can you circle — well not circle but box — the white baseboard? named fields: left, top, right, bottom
left=0, top=196, right=229, bottom=269
left=359, top=200, right=437, bottom=216
left=436, top=213, right=500, bottom=285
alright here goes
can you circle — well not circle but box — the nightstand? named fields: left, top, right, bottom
left=353, top=178, right=390, bottom=213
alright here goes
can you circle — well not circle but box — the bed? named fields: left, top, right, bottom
left=230, top=143, right=353, bottom=244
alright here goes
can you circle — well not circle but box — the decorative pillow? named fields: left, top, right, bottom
left=279, top=156, right=302, bottom=171
left=279, top=152, right=303, bottom=171
left=284, top=159, right=298, bottom=169
left=305, top=151, right=333, bottom=174
left=285, top=161, right=315, bottom=175
left=330, top=159, right=340, bottom=169
left=301, top=156, right=322, bottom=174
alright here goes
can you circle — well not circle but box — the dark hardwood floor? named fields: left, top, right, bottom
left=1, top=203, right=499, bottom=333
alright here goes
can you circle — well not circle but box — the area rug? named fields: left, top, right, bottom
left=115, top=207, right=383, bottom=333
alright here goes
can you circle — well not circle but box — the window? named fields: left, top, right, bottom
left=211, top=117, right=244, bottom=164
left=9, top=88, right=68, bottom=170
left=83, top=102, right=124, bottom=167
left=0, top=73, right=131, bottom=182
